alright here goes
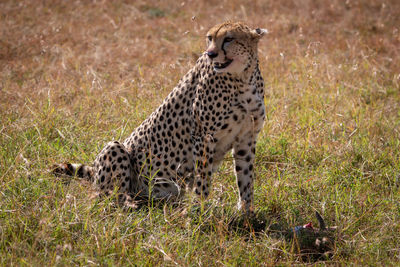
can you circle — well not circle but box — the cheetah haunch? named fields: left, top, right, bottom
left=53, top=22, right=267, bottom=213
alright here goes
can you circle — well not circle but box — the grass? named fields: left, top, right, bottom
left=1, top=0, right=400, bottom=265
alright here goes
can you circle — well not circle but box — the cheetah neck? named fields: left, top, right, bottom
left=235, top=57, right=260, bottom=85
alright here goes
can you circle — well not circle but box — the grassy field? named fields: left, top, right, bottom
left=1, top=0, right=400, bottom=265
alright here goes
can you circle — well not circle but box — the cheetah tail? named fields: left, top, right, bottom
left=51, top=163, right=94, bottom=181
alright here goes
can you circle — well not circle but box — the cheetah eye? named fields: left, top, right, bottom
left=207, top=36, right=212, bottom=41
left=223, top=37, right=234, bottom=43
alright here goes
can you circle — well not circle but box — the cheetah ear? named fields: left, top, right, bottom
left=251, top=28, right=268, bottom=39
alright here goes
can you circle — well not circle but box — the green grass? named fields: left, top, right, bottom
left=1, top=0, right=400, bottom=265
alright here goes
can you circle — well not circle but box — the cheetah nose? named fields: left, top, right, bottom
left=207, top=51, right=218, bottom=59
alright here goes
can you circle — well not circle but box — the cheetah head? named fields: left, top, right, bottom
left=206, top=21, right=267, bottom=74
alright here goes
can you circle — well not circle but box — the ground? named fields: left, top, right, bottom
left=1, top=0, right=400, bottom=265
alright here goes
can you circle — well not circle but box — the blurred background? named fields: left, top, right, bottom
left=1, top=0, right=399, bottom=104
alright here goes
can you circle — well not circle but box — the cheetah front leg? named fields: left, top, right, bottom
left=192, top=135, right=215, bottom=200
left=233, top=134, right=257, bottom=213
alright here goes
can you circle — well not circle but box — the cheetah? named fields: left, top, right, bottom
left=53, top=21, right=267, bottom=212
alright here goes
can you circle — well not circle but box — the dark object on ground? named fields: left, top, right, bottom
left=290, top=211, right=337, bottom=261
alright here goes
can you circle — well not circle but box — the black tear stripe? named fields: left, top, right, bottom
left=222, top=45, right=227, bottom=56
left=214, top=24, right=228, bottom=56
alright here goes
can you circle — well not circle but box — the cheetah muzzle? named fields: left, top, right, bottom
left=52, top=21, right=267, bottom=213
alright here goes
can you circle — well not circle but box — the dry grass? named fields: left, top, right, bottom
left=1, top=0, right=400, bottom=265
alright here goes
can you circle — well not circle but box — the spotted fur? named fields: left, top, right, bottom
left=53, top=21, right=267, bottom=212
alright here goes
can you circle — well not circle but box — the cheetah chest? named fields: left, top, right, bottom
left=213, top=85, right=265, bottom=161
